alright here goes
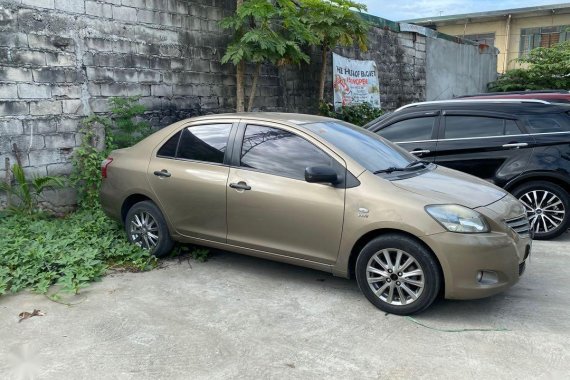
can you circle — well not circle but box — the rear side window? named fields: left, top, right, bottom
left=523, top=114, right=570, bottom=133
left=377, top=117, right=436, bottom=142
left=240, top=125, right=333, bottom=180
left=175, top=124, right=232, bottom=164
left=157, top=131, right=181, bottom=158
left=444, top=116, right=521, bottom=139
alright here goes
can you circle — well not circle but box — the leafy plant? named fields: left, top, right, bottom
left=0, top=164, right=64, bottom=215
left=109, top=97, right=152, bottom=149
left=71, top=115, right=113, bottom=210
left=300, top=0, right=370, bottom=103
left=319, top=102, right=383, bottom=126
left=191, top=248, right=210, bottom=263
left=221, top=0, right=316, bottom=111
left=489, top=41, right=570, bottom=91
left=0, top=207, right=156, bottom=296
left=72, top=97, right=151, bottom=209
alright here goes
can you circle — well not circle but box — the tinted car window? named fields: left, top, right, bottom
left=177, top=124, right=232, bottom=164
left=157, top=131, right=181, bottom=158
left=444, top=116, right=520, bottom=139
left=240, top=125, right=333, bottom=180
left=523, top=115, right=570, bottom=133
left=304, top=121, right=416, bottom=173
left=377, top=117, right=435, bottom=142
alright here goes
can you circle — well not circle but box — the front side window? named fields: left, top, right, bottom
left=176, top=124, right=232, bottom=164
left=444, top=116, right=521, bottom=139
left=240, top=125, right=333, bottom=180
left=377, top=117, right=436, bottom=142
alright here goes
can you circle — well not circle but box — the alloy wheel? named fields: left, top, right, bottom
left=519, top=190, right=566, bottom=234
left=129, top=211, right=160, bottom=250
left=366, top=248, right=425, bottom=306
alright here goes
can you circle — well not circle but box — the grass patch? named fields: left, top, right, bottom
left=0, top=207, right=157, bottom=296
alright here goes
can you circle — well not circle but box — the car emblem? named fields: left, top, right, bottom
left=358, top=208, right=369, bottom=218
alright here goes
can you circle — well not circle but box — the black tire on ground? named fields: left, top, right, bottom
left=355, top=233, right=442, bottom=316
left=125, top=200, right=174, bottom=257
left=511, top=181, right=570, bottom=240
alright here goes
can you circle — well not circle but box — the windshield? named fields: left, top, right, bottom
left=303, top=120, right=417, bottom=173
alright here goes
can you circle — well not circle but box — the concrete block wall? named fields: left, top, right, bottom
left=0, top=0, right=243, bottom=188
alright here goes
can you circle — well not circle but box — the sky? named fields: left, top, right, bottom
left=358, top=0, right=565, bottom=21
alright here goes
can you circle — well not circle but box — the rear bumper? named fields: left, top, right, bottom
left=421, top=231, right=531, bottom=300
left=99, top=179, right=123, bottom=222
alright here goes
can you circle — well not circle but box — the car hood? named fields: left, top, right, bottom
left=391, top=166, right=507, bottom=209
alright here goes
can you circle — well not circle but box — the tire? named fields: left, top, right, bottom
left=355, top=234, right=442, bottom=315
left=512, top=181, right=570, bottom=240
left=125, top=200, right=174, bottom=257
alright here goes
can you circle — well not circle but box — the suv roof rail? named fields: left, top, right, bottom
left=456, top=90, right=570, bottom=97
left=396, top=99, right=552, bottom=112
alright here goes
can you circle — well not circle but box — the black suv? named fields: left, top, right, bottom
left=366, top=100, right=570, bottom=239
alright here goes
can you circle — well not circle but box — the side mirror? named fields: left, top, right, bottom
left=305, top=166, right=339, bottom=184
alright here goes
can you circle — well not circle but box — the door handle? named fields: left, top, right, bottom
left=153, top=170, right=171, bottom=178
left=410, top=149, right=431, bottom=156
left=502, top=143, right=528, bottom=149
left=229, top=182, right=251, bottom=191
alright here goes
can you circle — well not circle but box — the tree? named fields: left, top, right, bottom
left=300, top=0, right=369, bottom=104
left=221, top=0, right=316, bottom=112
left=489, top=41, right=570, bottom=92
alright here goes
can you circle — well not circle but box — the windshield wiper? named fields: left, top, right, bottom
left=373, top=167, right=407, bottom=174
left=405, top=160, right=431, bottom=169
left=373, top=160, right=431, bottom=175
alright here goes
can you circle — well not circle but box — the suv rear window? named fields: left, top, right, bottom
left=444, top=116, right=520, bottom=139
left=523, top=114, right=570, bottom=133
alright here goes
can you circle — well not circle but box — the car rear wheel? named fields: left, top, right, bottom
left=125, top=201, right=174, bottom=257
left=355, top=234, right=441, bottom=315
left=512, top=181, right=570, bottom=240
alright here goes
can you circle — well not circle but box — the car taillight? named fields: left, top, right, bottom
left=101, top=157, right=113, bottom=179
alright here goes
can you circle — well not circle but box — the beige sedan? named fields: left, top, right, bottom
left=100, top=113, right=532, bottom=315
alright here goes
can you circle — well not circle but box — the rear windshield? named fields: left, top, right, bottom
left=303, top=120, right=415, bottom=173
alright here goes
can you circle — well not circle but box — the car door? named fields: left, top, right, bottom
left=370, top=111, right=440, bottom=161
left=226, top=122, right=346, bottom=265
left=147, top=121, right=237, bottom=242
left=435, top=111, right=535, bottom=185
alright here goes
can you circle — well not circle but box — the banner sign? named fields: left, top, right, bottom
left=332, top=53, right=381, bottom=110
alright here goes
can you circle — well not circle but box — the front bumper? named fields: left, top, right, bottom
left=421, top=231, right=531, bottom=300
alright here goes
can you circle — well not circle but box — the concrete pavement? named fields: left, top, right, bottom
left=1, top=234, right=569, bottom=379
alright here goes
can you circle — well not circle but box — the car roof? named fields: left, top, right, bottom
left=186, top=112, right=338, bottom=126
left=396, top=100, right=570, bottom=115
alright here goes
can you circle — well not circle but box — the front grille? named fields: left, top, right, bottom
left=506, top=214, right=531, bottom=237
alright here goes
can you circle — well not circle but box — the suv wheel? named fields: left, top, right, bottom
left=355, top=234, right=441, bottom=315
left=125, top=201, right=174, bottom=257
left=512, top=181, right=570, bottom=240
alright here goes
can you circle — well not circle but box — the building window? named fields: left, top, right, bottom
left=461, top=33, right=495, bottom=47
left=520, top=25, right=569, bottom=56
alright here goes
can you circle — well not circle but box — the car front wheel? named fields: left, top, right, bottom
left=512, top=181, right=570, bottom=240
left=355, top=234, right=442, bottom=315
left=125, top=200, right=174, bottom=257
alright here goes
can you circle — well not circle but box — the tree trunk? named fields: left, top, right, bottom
left=235, top=0, right=245, bottom=112
left=247, top=63, right=261, bottom=112
left=318, top=47, right=329, bottom=104
left=236, top=62, right=245, bottom=112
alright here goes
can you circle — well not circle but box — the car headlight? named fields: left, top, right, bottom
left=425, top=205, right=489, bottom=233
